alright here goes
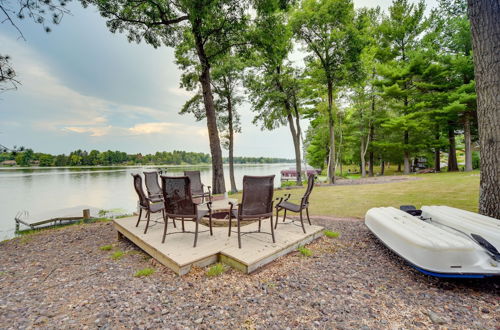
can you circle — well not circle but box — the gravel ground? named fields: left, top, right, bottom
left=0, top=218, right=498, bottom=329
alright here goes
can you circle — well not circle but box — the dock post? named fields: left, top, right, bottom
left=83, top=209, right=90, bottom=220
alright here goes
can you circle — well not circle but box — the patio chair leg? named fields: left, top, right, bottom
left=209, top=213, right=213, bottom=236
left=283, top=209, right=287, bottom=222
left=258, top=219, right=261, bottom=232
left=193, top=218, right=199, bottom=248
left=135, top=208, right=142, bottom=227
left=172, top=217, right=177, bottom=228
left=275, top=208, right=280, bottom=229
left=306, top=207, right=311, bottom=225
left=237, top=217, right=242, bottom=249
left=270, top=214, right=275, bottom=243
left=162, top=216, right=168, bottom=244
left=182, top=219, right=185, bottom=232
left=144, top=211, right=151, bottom=234
left=299, top=210, right=306, bottom=234
left=228, top=212, right=232, bottom=237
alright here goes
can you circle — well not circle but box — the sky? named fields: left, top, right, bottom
left=0, top=0, right=437, bottom=158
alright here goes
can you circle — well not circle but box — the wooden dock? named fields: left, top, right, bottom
left=14, top=205, right=100, bottom=231
left=114, top=215, right=324, bottom=275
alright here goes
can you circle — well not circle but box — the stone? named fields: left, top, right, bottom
left=426, top=311, right=447, bottom=325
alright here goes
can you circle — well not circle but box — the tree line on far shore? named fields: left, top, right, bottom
left=0, top=147, right=292, bottom=167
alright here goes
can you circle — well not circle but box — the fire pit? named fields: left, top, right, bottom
left=199, top=198, right=237, bottom=227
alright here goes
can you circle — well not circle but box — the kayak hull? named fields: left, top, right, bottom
left=365, top=207, right=500, bottom=277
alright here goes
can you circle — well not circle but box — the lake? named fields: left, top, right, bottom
left=0, top=163, right=293, bottom=240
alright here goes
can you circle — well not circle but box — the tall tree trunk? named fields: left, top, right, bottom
left=468, top=0, right=500, bottom=219
left=276, top=67, right=301, bottom=185
left=227, top=96, right=237, bottom=193
left=193, top=25, right=225, bottom=193
left=327, top=81, right=336, bottom=184
left=292, top=97, right=303, bottom=185
left=463, top=112, right=473, bottom=172
left=369, top=74, right=376, bottom=177
left=368, top=151, right=374, bottom=177
left=447, top=124, right=459, bottom=172
left=403, top=130, right=410, bottom=174
left=435, top=130, right=441, bottom=172
left=380, top=158, right=385, bottom=176
left=360, top=137, right=366, bottom=177
left=397, top=162, right=401, bottom=172
left=285, top=112, right=302, bottom=185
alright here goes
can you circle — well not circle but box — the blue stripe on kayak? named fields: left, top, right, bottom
left=412, top=266, right=493, bottom=279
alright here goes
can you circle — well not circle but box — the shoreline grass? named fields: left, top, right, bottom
left=231, top=170, right=480, bottom=218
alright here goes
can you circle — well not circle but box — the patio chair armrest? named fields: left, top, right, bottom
left=206, top=201, right=212, bottom=212
left=283, top=193, right=292, bottom=201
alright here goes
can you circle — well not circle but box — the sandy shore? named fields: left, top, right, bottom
left=0, top=218, right=498, bottom=329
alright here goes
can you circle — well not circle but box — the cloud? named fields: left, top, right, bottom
left=62, top=122, right=207, bottom=138
left=166, top=87, right=195, bottom=98
left=64, top=126, right=112, bottom=137
left=128, top=122, right=206, bottom=136
left=0, top=34, right=198, bottom=132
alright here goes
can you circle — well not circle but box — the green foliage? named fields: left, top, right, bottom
left=206, top=263, right=226, bottom=276
left=134, top=268, right=155, bottom=277
left=15, top=149, right=34, bottom=167
left=1, top=148, right=293, bottom=167
left=99, top=245, right=113, bottom=251
left=281, top=181, right=299, bottom=188
left=111, top=250, right=125, bottom=260
left=297, top=245, right=312, bottom=257
left=291, top=0, right=364, bottom=182
left=324, top=230, right=340, bottom=238
left=472, top=151, right=480, bottom=170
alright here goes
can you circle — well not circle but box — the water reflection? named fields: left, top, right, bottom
left=0, top=164, right=293, bottom=240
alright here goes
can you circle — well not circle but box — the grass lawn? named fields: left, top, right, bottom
left=232, top=171, right=480, bottom=219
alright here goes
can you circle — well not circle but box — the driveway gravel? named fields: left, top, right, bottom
left=0, top=218, right=498, bottom=329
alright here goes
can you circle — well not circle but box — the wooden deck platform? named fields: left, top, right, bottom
left=114, top=214, right=324, bottom=275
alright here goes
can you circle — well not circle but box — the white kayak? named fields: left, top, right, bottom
left=365, top=206, right=500, bottom=278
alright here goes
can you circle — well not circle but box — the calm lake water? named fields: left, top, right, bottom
left=0, top=163, right=293, bottom=240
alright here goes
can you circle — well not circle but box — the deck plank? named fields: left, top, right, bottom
left=114, top=215, right=324, bottom=275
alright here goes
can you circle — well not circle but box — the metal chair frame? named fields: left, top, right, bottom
left=228, top=175, right=276, bottom=248
left=143, top=171, right=164, bottom=202
left=275, top=174, right=315, bottom=233
left=131, top=173, right=170, bottom=234
left=161, top=175, right=213, bottom=247
left=184, top=171, right=212, bottom=203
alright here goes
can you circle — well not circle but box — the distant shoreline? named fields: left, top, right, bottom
left=0, top=163, right=296, bottom=170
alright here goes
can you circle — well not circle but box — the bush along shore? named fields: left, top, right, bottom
left=0, top=217, right=498, bottom=328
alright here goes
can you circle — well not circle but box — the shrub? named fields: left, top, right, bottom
left=298, top=246, right=312, bottom=257
left=324, top=230, right=340, bottom=238
left=281, top=181, right=301, bottom=188
left=134, top=268, right=155, bottom=277
left=99, top=245, right=113, bottom=251
left=206, top=263, right=226, bottom=277
left=111, top=250, right=125, bottom=260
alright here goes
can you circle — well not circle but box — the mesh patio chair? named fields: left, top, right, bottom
left=184, top=171, right=211, bottom=203
left=228, top=175, right=275, bottom=249
left=161, top=176, right=213, bottom=247
left=143, top=171, right=163, bottom=202
left=275, top=174, right=315, bottom=233
left=132, top=174, right=167, bottom=234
